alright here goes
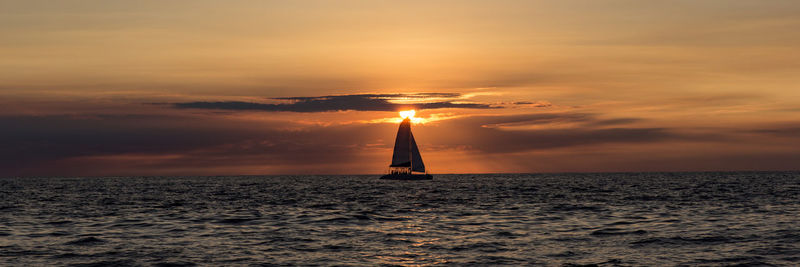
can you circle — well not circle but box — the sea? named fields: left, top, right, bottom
left=1, top=172, right=799, bottom=266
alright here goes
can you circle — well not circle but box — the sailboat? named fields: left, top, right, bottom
left=380, top=115, right=433, bottom=180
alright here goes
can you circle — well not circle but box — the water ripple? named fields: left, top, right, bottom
left=0, top=172, right=798, bottom=265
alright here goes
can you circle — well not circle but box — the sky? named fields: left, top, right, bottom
left=2, top=0, right=800, bottom=176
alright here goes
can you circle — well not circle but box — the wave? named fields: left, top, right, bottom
left=64, top=237, right=106, bottom=246
left=590, top=228, right=648, bottom=236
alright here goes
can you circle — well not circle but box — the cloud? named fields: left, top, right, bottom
left=0, top=114, right=395, bottom=176
left=750, top=125, right=800, bottom=137
left=172, top=93, right=500, bottom=112
left=511, top=101, right=553, bottom=108
left=423, top=113, right=689, bottom=154
left=2, top=111, right=796, bottom=177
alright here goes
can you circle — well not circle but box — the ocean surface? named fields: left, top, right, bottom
left=1, top=172, right=799, bottom=266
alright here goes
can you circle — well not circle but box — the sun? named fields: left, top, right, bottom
left=398, top=109, right=416, bottom=119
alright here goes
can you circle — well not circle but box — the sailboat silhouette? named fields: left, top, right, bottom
left=380, top=117, right=433, bottom=180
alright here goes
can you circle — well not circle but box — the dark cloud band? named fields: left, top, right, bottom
left=2, top=112, right=798, bottom=176
left=173, top=93, right=497, bottom=112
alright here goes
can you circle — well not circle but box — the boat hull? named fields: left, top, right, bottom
left=379, top=173, right=433, bottom=180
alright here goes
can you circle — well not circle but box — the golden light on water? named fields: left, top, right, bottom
left=398, top=110, right=416, bottom=119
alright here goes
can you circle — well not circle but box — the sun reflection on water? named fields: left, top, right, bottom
left=367, top=215, right=449, bottom=266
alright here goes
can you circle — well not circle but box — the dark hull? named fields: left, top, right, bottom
left=380, top=173, right=433, bottom=180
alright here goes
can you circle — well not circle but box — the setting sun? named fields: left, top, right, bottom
left=398, top=110, right=416, bottom=119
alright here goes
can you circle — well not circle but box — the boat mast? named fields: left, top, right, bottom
left=408, top=120, right=412, bottom=174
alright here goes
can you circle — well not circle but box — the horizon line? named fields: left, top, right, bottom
left=3, top=169, right=798, bottom=179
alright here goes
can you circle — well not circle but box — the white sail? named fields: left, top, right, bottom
left=410, top=131, right=425, bottom=172
left=389, top=118, right=425, bottom=172
left=390, top=118, right=411, bottom=167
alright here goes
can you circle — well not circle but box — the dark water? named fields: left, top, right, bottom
left=1, top=172, right=799, bottom=266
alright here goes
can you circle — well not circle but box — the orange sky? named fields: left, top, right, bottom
left=2, top=1, right=799, bottom=176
